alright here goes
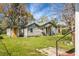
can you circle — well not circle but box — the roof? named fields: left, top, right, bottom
left=26, top=22, right=40, bottom=27
left=26, top=21, right=54, bottom=28
left=57, top=21, right=67, bottom=26
left=7, top=21, right=56, bottom=28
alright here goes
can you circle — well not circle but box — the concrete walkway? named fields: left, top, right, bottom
left=36, top=47, right=66, bottom=56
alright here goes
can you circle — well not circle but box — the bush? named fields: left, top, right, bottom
left=0, top=28, right=6, bottom=34
left=52, top=34, right=72, bottom=41
left=0, top=29, right=2, bottom=35
left=62, top=28, right=69, bottom=35
left=56, top=33, right=62, bottom=35
left=64, top=34, right=72, bottom=41
left=0, top=36, right=3, bottom=40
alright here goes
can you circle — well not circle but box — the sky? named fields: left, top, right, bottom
left=0, top=3, right=64, bottom=22
left=27, top=3, right=64, bottom=22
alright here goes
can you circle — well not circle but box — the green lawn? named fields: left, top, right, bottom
left=0, top=34, right=74, bottom=56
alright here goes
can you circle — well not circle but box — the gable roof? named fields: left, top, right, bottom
left=26, top=21, right=54, bottom=28
left=39, top=21, right=53, bottom=27
left=26, top=22, right=40, bottom=27
left=7, top=21, right=56, bottom=28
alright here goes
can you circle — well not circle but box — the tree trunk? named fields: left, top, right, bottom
left=69, top=23, right=75, bottom=47
left=71, top=31, right=75, bottom=47
left=12, top=27, right=17, bottom=37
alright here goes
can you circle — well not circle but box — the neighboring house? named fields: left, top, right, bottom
left=6, top=21, right=57, bottom=37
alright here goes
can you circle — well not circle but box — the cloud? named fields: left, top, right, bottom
left=32, top=6, right=51, bottom=19
left=27, top=3, right=64, bottom=21
left=29, top=3, right=45, bottom=13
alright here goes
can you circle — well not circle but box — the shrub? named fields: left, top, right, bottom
left=0, top=36, right=3, bottom=40
left=64, top=34, right=72, bottom=41
left=52, top=34, right=72, bottom=41
left=62, top=28, right=69, bottom=35
left=56, top=33, right=62, bottom=35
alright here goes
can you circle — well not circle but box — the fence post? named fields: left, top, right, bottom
left=56, top=41, right=58, bottom=56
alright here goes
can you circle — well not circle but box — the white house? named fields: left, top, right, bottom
left=6, top=21, right=57, bottom=37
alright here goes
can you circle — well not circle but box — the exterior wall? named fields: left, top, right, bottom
left=42, top=28, right=46, bottom=35
left=51, top=26, right=57, bottom=34
left=27, top=27, right=43, bottom=36
left=27, top=23, right=43, bottom=36
left=24, top=28, right=27, bottom=37
left=6, top=28, right=12, bottom=36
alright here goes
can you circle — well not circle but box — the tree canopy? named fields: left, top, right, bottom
left=1, top=3, right=35, bottom=29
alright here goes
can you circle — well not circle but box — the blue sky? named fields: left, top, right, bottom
left=27, top=3, right=64, bottom=22
left=0, top=3, right=64, bottom=22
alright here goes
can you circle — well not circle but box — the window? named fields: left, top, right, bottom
left=30, top=28, right=33, bottom=32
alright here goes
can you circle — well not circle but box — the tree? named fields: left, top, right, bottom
left=62, top=3, right=75, bottom=46
left=1, top=4, right=29, bottom=37
left=51, top=18, right=58, bottom=28
left=0, top=4, right=4, bottom=13
left=0, top=3, right=35, bottom=37
left=27, top=12, right=35, bottom=22
left=39, top=16, right=48, bottom=24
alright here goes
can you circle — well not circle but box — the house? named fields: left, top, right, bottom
left=6, top=21, right=57, bottom=37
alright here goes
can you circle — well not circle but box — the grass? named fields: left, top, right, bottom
left=0, top=34, right=74, bottom=56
